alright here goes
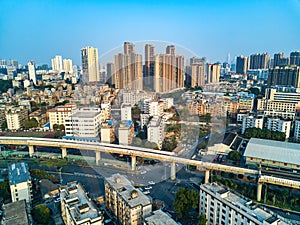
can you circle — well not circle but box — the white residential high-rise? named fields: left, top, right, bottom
left=8, top=162, right=32, bottom=204
left=60, top=182, right=104, bottom=225
left=294, top=120, right=300, bottom=142
left=105, top=174, right=152, bottom=225
left=118, top=121, right=134, bottom=145
left=149, top=101, right=164, bottom=117
left=147, top=116, right=165, bottom=149
left=100, top=123, right=115, bottom=143
left=63, top=59, right=73, bottom=73
left=27, top=61, right=36, bottom=85
left=51, top=55, right=63, bottom=71
left=199, top=183, right=288, bottom=225
left=5, top=106, right=28, bottom=130
left=81, top=46, right=99, bottom=82
left=266, top=118, right=291, bottom=138
left=121, top=103, right=132, bottom=121
left=242, top=115, right=263, bottom=134
left=65, top=108, right=103, bottom=140
left=48, top=104, right=76, bottom=129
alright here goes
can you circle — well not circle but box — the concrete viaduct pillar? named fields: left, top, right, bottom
left=61, top=147, right=67, bottom=158
left=257, top=182, right=263, bottom=202
left=170, top=162, right=176, bottom=181
left=131, top=155, right=136, bottom=171
left=29, top=145, right=34, bottom=157
left=204, top=169, right=210, bottom=184
left=95, top=151, right=101, bottom=165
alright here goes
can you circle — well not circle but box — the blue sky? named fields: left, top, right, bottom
left=0, top=0, right=300, bottom=65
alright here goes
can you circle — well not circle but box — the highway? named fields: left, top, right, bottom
left=1, top=136, right=300, bottom=194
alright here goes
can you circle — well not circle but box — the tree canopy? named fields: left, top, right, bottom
left=162, top=137, right=177, bottom=151
left=174, top=187, right=199, bottom=219
left=1, top=121, right=7, bottom=130
left=53, top=124, right=65, bottom=130
left=0, top=80, right=12, bottom=93
left=32, top=204, right=51, bottom=225
left=198, top=214, right=207, bottom=225
left=244, top=127, right=286, bottom=141
left=24, top=118, right=38, bottom=129
left=0, top=179, right=11, bottom=204
left=228, top=150, right=241, bottom=161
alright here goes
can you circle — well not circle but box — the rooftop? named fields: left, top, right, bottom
left=243, top=138, right=300, bottom=166
left=144, top=210, right=177, bottom=225
left=60, top=182, right=103, bottom=223
left=148, top=116, right=162, bottom=127
left=72, top=111, right=100, bottom=118
left=119, top=120, right=133, bottom=128
left=1, top=200, right=29, bottom=225
left=8, top=162, right=31, bottom=185
left=106, top=174, right=152, bottom=208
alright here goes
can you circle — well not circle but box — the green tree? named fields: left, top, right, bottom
left=32, top=204, right=51, bottom=225
left=132, top=137, right=142, bottom=147
left=174, top=188, right=199, bottom=219
left=1, top=121, right=7, bottom=130
left=162, top=137, right=177, bottom=151
left=131, top=106, right=141, bottom=118
left=249, top=87, right=260, bottom=96
left=54, top=131, right=62, bottom=138
left=244, top=128, right=285, bottom=141
left=53, top=124, right=65, bottom=130
left=228, top=150, right=241, bottom=161
left=24, top=118, right=38, bottom=129
left=0, top=179, right=11, bottom=203
left=144, top=140, right=158, bottom=149
left=0, top=80, right=12, bottom=93
left=199, top=113, right=211, bottom=123
left=198, top=214, right=207, bottom=225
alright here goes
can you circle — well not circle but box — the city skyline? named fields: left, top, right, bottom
left=1, top=0, right=300, bottom=65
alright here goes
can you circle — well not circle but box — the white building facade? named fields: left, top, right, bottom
left=242, top=116, right=263, bottom=134
left=8, top=162, right=32, bottom=204
left=147, top=116, right=165, bottom=149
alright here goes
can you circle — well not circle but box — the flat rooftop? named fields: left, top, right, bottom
left=148, top=116, right=162, bottom=127
left=201, top=183, right=287, bottom=225
left=8, top=162, right=31, bottom=185
left=144, top=210, right=177, bottom=225
left=72, top=111, right=100, bottom=118
left=244, top=138, right=300, bottom=166
left=1, top=200, right=29, bottom=225
left=106, top=174, right=151, bottom=208
left=60, top=182, right=103, bottom=223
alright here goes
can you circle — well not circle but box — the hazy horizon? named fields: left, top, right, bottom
left=1, top=0, right=300, bottom=65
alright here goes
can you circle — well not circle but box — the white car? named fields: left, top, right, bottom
left=144, top=186, right=152, bottom=190
left=140, top=171, right=147, bottom=175
left=148, top=181, right=155, bottom=185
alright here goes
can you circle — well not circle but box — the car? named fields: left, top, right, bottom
left=148, top=181, right=155, bottom=185
left=104, top=219, right=112, bottom=223
left=143, top=190, right=150, bottom=195
left=144, top=186, right=152, bottom=190
left=140, top=171, right=147, bottom=175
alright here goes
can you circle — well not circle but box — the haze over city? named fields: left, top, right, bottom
left=1, top=0, right=300, bottom=65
